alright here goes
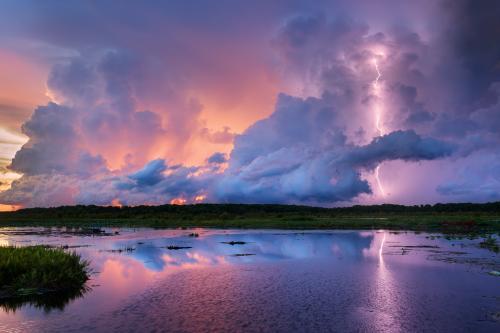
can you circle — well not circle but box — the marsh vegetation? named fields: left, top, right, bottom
left=0, top=246, right=90, bottom=311
left=0, top=203, right=499, bottom=233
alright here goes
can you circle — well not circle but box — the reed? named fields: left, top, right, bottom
left=0, top=246, right=90, bottom=298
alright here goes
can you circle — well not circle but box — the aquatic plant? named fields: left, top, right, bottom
left=1, top=203, right=499, bottom=232
left=0, top=246, right=90, bottom=299
left=165, top=246, right=192, bottom=250
left=479, top=236, right=499, bottom=253
left=222, top=241, right=247, bottom=245
left=104, top=246, right=136, bottom=253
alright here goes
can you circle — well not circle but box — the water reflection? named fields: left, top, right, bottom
left=0, top=286, right=89, bottom=314
left=110, top=231, right=375, bottom=270
left=379, top=231, right=386, bottom=266
left=0, top=228, right=498, bottom=332
left=0, top=230, right=375, bottom=314
left=372, top=231, right=403, bottom=332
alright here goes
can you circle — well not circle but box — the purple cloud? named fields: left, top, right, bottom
left=0, top=0, right=499, bottom=207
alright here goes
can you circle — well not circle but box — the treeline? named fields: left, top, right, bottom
left=1, top=202, right=500, bottom=220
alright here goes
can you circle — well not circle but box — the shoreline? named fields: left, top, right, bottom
left=1, top=203, right=499, bottom=232
left=0, top=215, right=499, bottom=233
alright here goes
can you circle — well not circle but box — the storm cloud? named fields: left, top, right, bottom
left=0, top=0, right=498, bottom=207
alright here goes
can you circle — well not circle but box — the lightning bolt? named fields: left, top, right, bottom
left=373, top=59, right=383, bottom=136
left=372, top=58, right=386, bottom=197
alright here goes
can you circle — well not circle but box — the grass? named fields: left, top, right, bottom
left=479, top=236, right=499, bottom=253
left=0, top=246, right=90, bottom=300
left=0, top=203, right=499, bottom=233
left=0, top=214, right=498, bottom=233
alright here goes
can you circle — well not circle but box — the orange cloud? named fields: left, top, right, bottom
left=0, top=204, right=20, bottom=212
left=0, top=48, right=49, bottom=131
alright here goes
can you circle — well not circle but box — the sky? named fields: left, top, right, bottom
left=0, top=0, right=499, bottom=210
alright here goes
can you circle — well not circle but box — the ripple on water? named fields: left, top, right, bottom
left=0, top=229, right=498, bottom=332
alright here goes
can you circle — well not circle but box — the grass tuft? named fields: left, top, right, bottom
left=479, top=236, right=499, bottom=253
left=0, top=246, right=90, bottom=299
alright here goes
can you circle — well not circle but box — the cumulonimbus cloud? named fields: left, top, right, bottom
left=0, top=0, right=499, bottom=207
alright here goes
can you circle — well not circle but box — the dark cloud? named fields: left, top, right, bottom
left=207, top=153, right=227, bottom=164
left=128, top=159, right=167, bottom=187
left=1, top=0, right=499, bottom=207
left=212, top=95, right=453, bottom=204
left=469, top=84, right=500, bottom=136
left=436, top=151, right=500, bottom=202
left=229, top=93, right=343, bottom=169
left=6, top=91, right=454, bottom=207
left=448, top=0, right=500, bottom=103
left=77, top=161, right=212, bottom=206
left=272, top=12, right=448, bottom=143
left=345, top=130, right=455, bottom=170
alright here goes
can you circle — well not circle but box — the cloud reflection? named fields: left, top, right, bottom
left=105, top=231, right=375, bottom=273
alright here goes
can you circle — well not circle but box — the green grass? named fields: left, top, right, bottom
left=0, top=246, right=90, bottom=299
left=0, top=203, right=499, bottom=232
left=0, top=213, right=498, bottom=233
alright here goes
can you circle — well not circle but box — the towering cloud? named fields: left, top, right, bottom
left=213, top=93, right=454, bottom=204
left=0, top=0, right=498, bottom=207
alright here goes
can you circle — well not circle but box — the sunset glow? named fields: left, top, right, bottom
left=170, top=198, right=187, bottom=205
left=0, top=3, right=498, bottom=333
left=0, top=0, right=497, bottom=208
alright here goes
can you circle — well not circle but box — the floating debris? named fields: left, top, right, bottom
left=230, top=253, right=256, bottom=257
left=221, top=241, right=247, bottom=245
left=164, top=246, right=192, bottom=250
left=488, top=270, right=500, bottom=277
left=84, top=228, right=105, bottom=234
left=60, top=245, right=91, bottom=249
left=188, top=233, right=199, bottom=237
left=102, top=247, right=136, bottom=253
left=44, top=244, right=91, bottom=249
left=479, top=236, right=499, bottom=253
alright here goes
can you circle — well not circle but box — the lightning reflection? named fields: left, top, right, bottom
left=378, top=230, right=386, bottom=266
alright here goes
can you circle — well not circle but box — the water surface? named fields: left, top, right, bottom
left=0, top=228, right=498, bottom=332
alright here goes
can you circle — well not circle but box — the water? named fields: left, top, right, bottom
left=0, top=228, right=498, bottom=332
